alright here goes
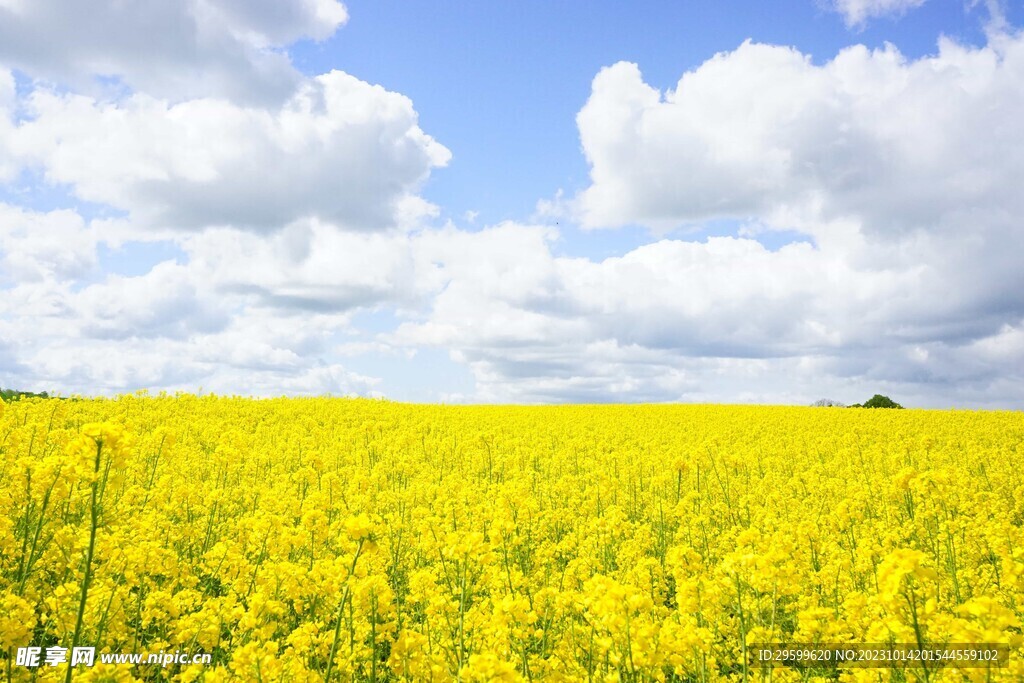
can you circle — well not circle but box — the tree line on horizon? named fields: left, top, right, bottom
left=0, top=387, right=50, bottom=402
left=3, top=387, right=905, bottom=408
left=813, top=394, right=904, bottom=408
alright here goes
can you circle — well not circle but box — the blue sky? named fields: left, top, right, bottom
left=1, top=0, right=1022, bottom=406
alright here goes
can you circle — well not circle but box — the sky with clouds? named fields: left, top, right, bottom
left=1, top=0, right=1022, bottom=407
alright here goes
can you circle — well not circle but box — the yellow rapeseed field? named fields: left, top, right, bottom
left=1, top=395, right=1021, bottom=682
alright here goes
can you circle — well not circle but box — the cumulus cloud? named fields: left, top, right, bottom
left=0, top=206, right=386, bottom=396
left=0, top=68, right=12, bottom=104
left=390, top=227, right=840, bottom=401
left=7, top=334, right=379, bottom=397
left=570, top=34, right=1024, bottom=338
left=8, top=71, right=450, bottom=232
left=0, top=1, right=408, bottom=398
left=0, top=69, right=16, bottom=180
left=74, top=262, right=230, bottom=341
left=182, top=221, right=424, bottom=311
left=2, top=207, right=1021, bottom=404
left=0, top=265, right=380, bottom=396
left=387, top=223, right=1023, bottom=407
left=575, top=37, right=1024, bottom=237
left=0, top=204, right=98, bottom=282
left=831, top=0, right=928, bottom=27
left=0, top=333, right=28, bottom=378
left=0, top=0, right=347, bottom=102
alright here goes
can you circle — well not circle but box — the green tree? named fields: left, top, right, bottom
left=0, top=387, right=50, bottom=401
left=860, top=394, right=903, bottom=409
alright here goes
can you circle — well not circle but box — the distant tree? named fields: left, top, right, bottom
left=0, top=387, right=50, bottom=402
left=811, top=399, right=846, bottom=407
left=857, top=394, right=903, bottom=409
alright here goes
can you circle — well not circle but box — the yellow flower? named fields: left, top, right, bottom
left=343, top=513, right=375, bottom=542
left=0, top=592, right=35, bottom=649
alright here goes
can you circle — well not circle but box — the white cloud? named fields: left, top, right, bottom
left=0, top=0, right=348, bottom=102
left=7, top=333, right=379, bottom=397
left=575, top=37, right=1024, bottom=237
left=0, top=204, right=98, bottom=282
left=2, top=206, right=1021, bottom=404
left=831, top=0, right=928, bottom=28
left=538, top=33, right=1024, bottom=402
left=0, top=1, right=416, bottom=399
left=382, top=216, right=1023, bottom=406
left=0, top=264, right=381, bottom=396
left=0, top=68, right=12, bottom=107
left=0, top=69, right=15, bottom=181
left=0, top=206, right=386, bottom=395
left=8, top=71, right=450, bottom=232
left=183, top=221, right=424, bottom=311
left=73, top=262, right=230, bottom=341
left=196, top=0, right=348, bottom=45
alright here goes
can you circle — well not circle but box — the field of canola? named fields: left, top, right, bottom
left=1, top=395, right=1022, bottom=682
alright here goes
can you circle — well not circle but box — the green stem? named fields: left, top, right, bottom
left=66, top=440, right=102, bottom=683
left=324, top=539, right=364, bottom=683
